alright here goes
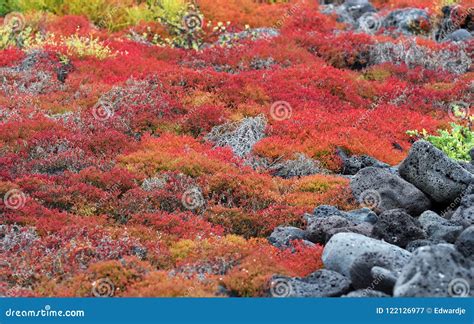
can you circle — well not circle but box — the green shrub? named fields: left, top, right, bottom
left=13, top=0, right=64, bottom=13
left=147, top=0, right=186, bottom=24
left=0, top=0, right=16, bottom=16
left=407, top=123, right=474, bottom=161
left=6, top=0, right=153, bottom=31
left=123, top=5, right=154, bottom=27
left=63, top=0, right=150, bottom=31
left=147, top=0, right=203, bottom=49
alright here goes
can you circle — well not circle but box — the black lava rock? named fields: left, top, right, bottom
left=268, top=226, right=306, bottom=249
left=306, top=216, right=354, bottom=244
left=310, top=205, right=377, bottom=224
left=394, top=244, right=474, bottom=297
left=349, top=251, right=399, bottom=294
left=343, top=289, right=390, bottom=297
left=337, top=149, right=392, bottom=175
left=322, top=233, right=412, bottom=278
left=351, top=167, right=432, bottom=215
left=372, top=209, right=426, bottom=248
left=455, top=226, right=474, bottom=258
left=451, top=191, right=474, bottom=227
left=398, top=140, right=474, bottom=205
left=270, top=269, right=351, bottom=297
left=418, top=211, right=463, bottom=243
left=405, top=239, right=447, bottom=252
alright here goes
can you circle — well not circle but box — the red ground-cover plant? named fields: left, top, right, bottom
left=0, top=0, right=471, bottom=297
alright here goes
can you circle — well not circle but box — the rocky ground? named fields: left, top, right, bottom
left=269, top=141, right=474, bottom=297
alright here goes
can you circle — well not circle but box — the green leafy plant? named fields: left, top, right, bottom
left=407, top=123, right=474, bottom=161
left=13, top=0, right=64, bottom=13
left=0, top=0, right=16, bottom=16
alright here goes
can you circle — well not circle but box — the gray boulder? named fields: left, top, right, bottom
left=346, top=208, right=378, bottom=224
left=351, top=167, right=432, bottom=215
left=451, top=193, right=474, bottom=227
left=312, top=205, right=344, bottom=219
left=372, top=209, right=426, bottom=248
left=350, top=251, right=399, bottom=293
left=337, top=149, right=392, bottom=175
left=328, top=222, right=374, bottom=238
left=343, top=289, right=390, bottom=297
left=306, top=216, right=354, bottom=244
left=418, top=211, right=463, bottom=243
left=321, top=0, right=375, bottom=25
left=460, top=161, right=474, bottom=175
left=268, top=226, right=306, bottom=249
left=270, top=269, right=351, bottom=297
left=306, top=205, right=378, bottom=244
left=310, top=205, right=377, bottom=224
left=406, top=239, right=446, bottom=252
left=394, top=244, right=474, bottom=297
left=382, top=8, right=430, bottom=35
left=306, top=215, right=374, bottom=244
left=398, top=141, right=474, bottom=205
left=455, top=226, right=474, bottom=258
left=322, top=233, right=412, bottom=278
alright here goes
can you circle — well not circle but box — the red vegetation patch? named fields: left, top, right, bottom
left=1, top=0, right=470, bottom=297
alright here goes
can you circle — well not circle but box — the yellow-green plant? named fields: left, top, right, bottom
left=147, top=0, right=187, bottom=25
left=63, top=34, right=114, bottom=59
left=26, top=32, right=115, bottom=59
left=7, top=0, right=154, bottom=31
left=123, top=5, right=154, bottom=27
left=64, top=0, right=121, bottom=29
left=438, top=0, right=458, bottom=6
left=147, top=0, right=204, bottom=49
left=13, top=0, right=64, bottom=14
left=67, top=0, right=153, bottom=31
left=0, top=22, right=34, bottom=49
left=0, top=25, right=14, bottom=49
left=1, top=0, right=16, bottom=16
left=407, top=123, right=474, bottom=161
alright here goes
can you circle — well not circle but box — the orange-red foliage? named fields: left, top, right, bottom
left=1, top=0, right=470, bottom=297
